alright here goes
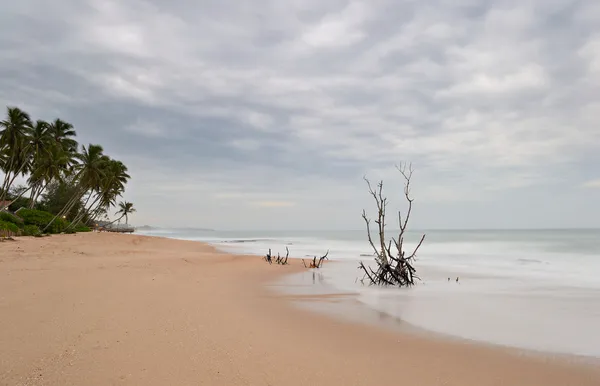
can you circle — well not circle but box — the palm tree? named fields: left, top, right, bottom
left=10, top=120, right=52, bottom=206
left=42, top=144, right=107, bottom=232
left=0, top=107, right=32, bottom=202
left=115, top=201, right=136, bottom=225
left=1, top=105, right=135, bottom=234
left=48, top=119, right=78, bottom=153
left=26, top=145, right=72, bottom=208
left=67, top=158, right=130, bottom=229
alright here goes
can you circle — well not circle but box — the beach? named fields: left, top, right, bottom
left=1, top=233, right=599, bottom=386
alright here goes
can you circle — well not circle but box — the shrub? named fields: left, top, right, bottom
left=0, top=220, right=20, bottom=236
left=74, top=225, right=91, bottom=233
left=22, top=224, right=41, bottom=236
left=17, top=208, right=52, bottom=226
left=46, top=217, right=69, bottom=234
left=0, top=211, right=24, bottom=227
left=17, top=208, right=69, bottom=234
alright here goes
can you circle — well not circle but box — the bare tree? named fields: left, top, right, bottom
left=359, top=163, right=425, bottom=287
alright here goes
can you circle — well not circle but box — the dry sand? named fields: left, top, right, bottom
left=0, top=233, right=598, bottom=386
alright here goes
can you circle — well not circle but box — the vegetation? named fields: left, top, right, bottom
left=22, top=224, right=41, bottom=236
left=0, top=211, right=23, bottom=226
left=0, top=220, right=20, bottom=236
left=17, top=208, right=69, bottom=234
left=0, top=106, right=134, bottom=237
left=72, top=225, right=91, bottom=232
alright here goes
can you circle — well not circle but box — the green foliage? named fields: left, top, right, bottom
left=17, top=208, right=53, bottom=226
left=22, top=224, right=41, bottom=236
left=0, top=220, right=20, bottom=235
left=38, top=180, right=83, bottom=221
left=73, top=225, right=91, bottom=232
left=2, top=106, right=134, bottom=235
left=0, top=211, right=24, bottom=227
left=17, top=208, right=69, bottom=234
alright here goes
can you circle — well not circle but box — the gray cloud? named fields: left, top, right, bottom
left=1, top=0, right=600, bottom=229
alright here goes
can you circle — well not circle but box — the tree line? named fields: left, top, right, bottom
left=0, top=106, right=135, bottom=235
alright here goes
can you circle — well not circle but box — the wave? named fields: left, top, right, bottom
left=516, top=258, right=544, bottom=264
left=221, top=239, right=276, bottom=244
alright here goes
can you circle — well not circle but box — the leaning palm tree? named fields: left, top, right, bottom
left=42, top=144, right=107, bottom=232
left=0, top=145, right=8, bottom=195
left=0, top=107, right=33, bottom=202
left=67, top=158, right=130, bottom=229
left=6, top=119, right=53, bottom=206
left=115, top=201, right=136, bottom=225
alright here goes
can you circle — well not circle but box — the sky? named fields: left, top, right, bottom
left=1, top=0, right=599, bottom=230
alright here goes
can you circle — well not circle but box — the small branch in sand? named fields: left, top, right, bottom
left=264, top=248, right=273, bottom=264
left=302, top=250, right=329, bottom=269
left=275, top=247, right=290, bottom=265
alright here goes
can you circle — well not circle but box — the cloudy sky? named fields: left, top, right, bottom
left=1, top=0, right=599, bottom=230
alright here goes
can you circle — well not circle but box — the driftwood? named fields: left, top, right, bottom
left=302, top=250, right=329, bottom=268
left=264, top=247, right=290, bottom=265
left=358, top=163, right=425, bottom=287
left=264, top=248, right=273, bottom=264
left=276, top=247, right=290, bottom=265
left=264, top=248, right=330, bottom=268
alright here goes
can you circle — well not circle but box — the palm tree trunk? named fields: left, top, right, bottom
left=0, top=160, right=29, bottom=202
left=88, top=200, right=105, bottom=221
left=65, top=194, right=101, bottom=231
left=31, top=180, right=50, bottom=208
left=41, top=169, right=85, bottom=232
left=0, top=155, right=17, bottom=202
left=0, top=171, right=13, bottom=203
left=107, top=215, right=125, bottom=226
left=42, top=187, right=85, bottom=232
left=28, top=183, right=38, bottom=208
left=69, top=191, right=94, bottom=223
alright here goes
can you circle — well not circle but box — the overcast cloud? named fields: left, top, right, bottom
left=1, top=0, right=599, bottom=230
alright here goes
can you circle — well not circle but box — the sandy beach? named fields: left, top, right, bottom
left=1, top=233, right=599, bottom=386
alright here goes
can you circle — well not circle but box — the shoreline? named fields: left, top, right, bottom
left=273, top=270, right=600, bottom=366
left=272, top=260, right=600, bottom=361
left=154, top=231, right=600, bottom=360
left=1, top=233, right=599, bottom=385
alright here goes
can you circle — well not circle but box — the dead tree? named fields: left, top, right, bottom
left=302, top=250, right=329, bottom=268
left=358, top=163, right=425, bottom=287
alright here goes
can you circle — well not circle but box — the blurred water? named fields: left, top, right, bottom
left=139, top=228, right=600, bottom=358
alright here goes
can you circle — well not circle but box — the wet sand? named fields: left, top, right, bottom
left=1, top=233, right=599, bottom=385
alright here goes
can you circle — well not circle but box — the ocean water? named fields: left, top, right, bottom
left=138, top=228, right=600, bottom=358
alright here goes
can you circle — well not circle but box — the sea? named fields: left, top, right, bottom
left=137, top=228, right=600, bottom=359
